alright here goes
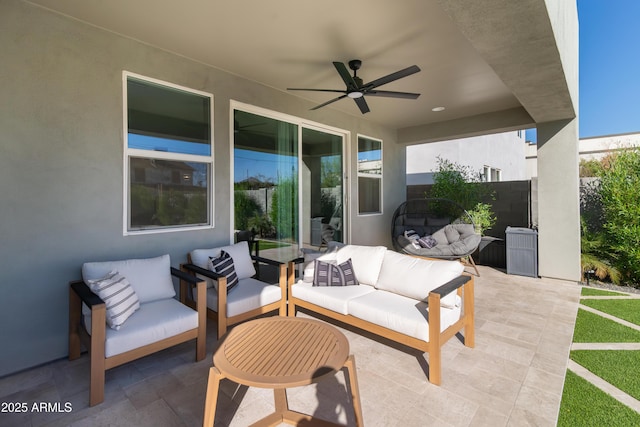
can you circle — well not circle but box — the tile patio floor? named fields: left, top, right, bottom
left=0, top=265, right=582, bottom=427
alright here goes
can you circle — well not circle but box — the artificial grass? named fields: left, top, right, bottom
left=571, top=350, right=640, bottom=401
left=581, top=299, right=640, bottom=327
left=256, top=240, right=290, bottom=251
left=558, top=370, right=640, bottom=427
left=573, top=308, right=640, bottom=342
left=581, top=287, right=629, bottom=297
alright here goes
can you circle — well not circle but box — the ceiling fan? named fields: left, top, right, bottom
left=287, top=59, right=421, bottom=114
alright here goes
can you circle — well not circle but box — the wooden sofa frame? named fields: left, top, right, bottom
left=287, top=262, right=474, bottom=385
left=181, top=254, right=287, bottom=339
left=68, top=267, right=206, bottom=406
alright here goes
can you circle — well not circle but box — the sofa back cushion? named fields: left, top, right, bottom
left=335, top=245, right=387, bottom=286
left=190, top=241, right=256, bottom=287
left=375, top=250, right=464, bottom=300
left=82, top=254, right=175, bottom=304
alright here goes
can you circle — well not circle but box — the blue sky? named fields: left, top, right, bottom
left=578, top=0, right=639, bottom=137
left=528, top=1, right=640, bottom=142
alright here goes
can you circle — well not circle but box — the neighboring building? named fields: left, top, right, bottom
left=525, top=132, right=640, bottom=178
left=406, top=130, right=528, bottom=185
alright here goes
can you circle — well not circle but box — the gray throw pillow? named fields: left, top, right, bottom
left=313, top=258, right=359, bottom=287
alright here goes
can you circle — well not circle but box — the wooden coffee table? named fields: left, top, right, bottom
left=203, top=316, right=364, bottom=427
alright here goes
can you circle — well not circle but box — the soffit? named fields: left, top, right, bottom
left=25, top=0, right=574, bottom=137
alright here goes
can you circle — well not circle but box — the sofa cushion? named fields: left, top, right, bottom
left=84, top=298, right=198, bottom=358
left=208, top=251, right=239, bottom=293
left=86, top=271, right=140, bottom=330
left=194, top=277, right=282, bottom=317
left=82, top=254, right=175, bottom=304
left=302, top=249, right=338, bottom=283
left=292, top=281, right=376, bottom=315
left=335, top=245, right=387, bottom=286
left=376, top=250, right=463, bottom=305
left=190, top=241, right=256, bottom=287
left=347, top=290, right=462, bottom=341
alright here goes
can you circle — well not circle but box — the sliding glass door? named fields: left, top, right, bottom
left=301, top=127, right=344, bottom=246
left=233, top=108, right=345, bottom=252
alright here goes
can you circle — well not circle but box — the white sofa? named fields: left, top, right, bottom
left=288, top=245, right=474, bottom=385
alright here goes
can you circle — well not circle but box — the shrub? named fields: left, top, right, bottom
left=429, top=157, right=496, bottom=234
left=234, top=190, right=262, bottom=231
left=598, top=149, right=640, bottom=284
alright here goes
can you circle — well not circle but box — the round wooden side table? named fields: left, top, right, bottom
left=203, top=316, right=364, bottom=426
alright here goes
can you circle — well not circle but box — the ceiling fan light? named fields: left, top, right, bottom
left=348, top=91, right=363, bottom=99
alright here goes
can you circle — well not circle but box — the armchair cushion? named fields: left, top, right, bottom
left=86, top=271, right=140, bottom=330
left=82, top=254, right=175, bottom=303
left=193, top=277, right=282, bottom=317
left=190, top=241, right=256, bottom=288
left=208, top=251, right=239, bottom=293
left=84, top=298, right=198, bottom=358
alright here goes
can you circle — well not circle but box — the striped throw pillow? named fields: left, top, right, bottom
left=86, top=271, right=140, bottom=330
left=208, top=251, right=239, bottom=293
left=313, top=258, right=359, bottom=287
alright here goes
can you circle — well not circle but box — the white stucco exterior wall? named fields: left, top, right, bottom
left=525, top=132, right=640, bottom=178
left=406, top=130, right=527, bottom=184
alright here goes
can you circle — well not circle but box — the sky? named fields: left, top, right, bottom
left=527, top=1, right=640, bottom=142
left=577, top=0, right=640, bottom=138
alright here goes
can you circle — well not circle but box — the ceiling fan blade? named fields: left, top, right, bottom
left=365, top=90, right=420, bottom=99
left=287, top=88, right=347, bottom=94
left=333, top=62, right=359, bottom=90
left=310, top=94, right=348, bottom=110
left=364, top=65, right=421, bottom=90
left=354, top=96, right=370, bottom=114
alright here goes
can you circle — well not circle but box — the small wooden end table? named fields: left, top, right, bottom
left=203, top=316, right=364, bottom=427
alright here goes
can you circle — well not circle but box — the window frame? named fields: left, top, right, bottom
left=122, top=71, right=215, bottom=235
left=356, top=134, right=383, bottom=216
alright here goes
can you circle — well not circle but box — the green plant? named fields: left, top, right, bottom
left=468, top=202, right=496, bottom=234
left=270, top=176, right=298, bottom=240
left=247, top=214, right=274, bottom=238
left=580, top=218, right=621, bottom=284
left=429, top=157, right=495, bottom=234
left=598, top=148, right=640, bottom=284
left=234, top=190, right=262, bottom=231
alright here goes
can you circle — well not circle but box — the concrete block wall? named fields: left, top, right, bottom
left=406, top=180, right=532, bottom=239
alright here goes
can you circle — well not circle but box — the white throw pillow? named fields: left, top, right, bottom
left=335, top=245, right=387, bottom=286
left=376, top=250, right=464, bottom=301
left=82, top=254, right=175, bottom=304
left=86, top=271, right=140, bottom=330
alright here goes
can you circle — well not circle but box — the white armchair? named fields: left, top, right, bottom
left=182, top=241, right=287, bottom=339
left=68, top=254, right=206, bottom=406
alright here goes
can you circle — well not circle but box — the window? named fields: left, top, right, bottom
left=124, top=72, right=213, bottom=234
left=482, top=165, right=502, bottom=182
left=357, top=135, right=382, bottom=214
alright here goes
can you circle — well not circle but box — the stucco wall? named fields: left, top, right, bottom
left=406, top=131, right=527, bottom=185
left=0, top=0, right=404, bottom=376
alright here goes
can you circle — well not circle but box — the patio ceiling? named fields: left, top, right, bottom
left=27, top=0, right=576, bottom=142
